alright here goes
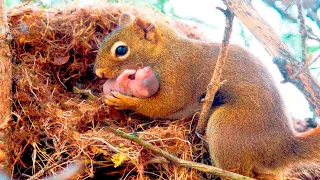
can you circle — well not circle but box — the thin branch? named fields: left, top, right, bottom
left=196, top=8, right=234, bottom=135
left=297, top=0, right=307, bottom=62
left=263, top=0, right=320, bottom=43
left=289, top=53, right=320, bottom=80
left=34, top=162, right=83, bottom=180
left=105, top=126, right=254, bottom=180
left=264, top=0, right=297, bottom=23
left=307, top=34, right=320, bottom=43
left=283, top=0, right=295, bottom=12
left=306, top=8, right=320, bottom=29
left=309, top=53, right=320, bottom=68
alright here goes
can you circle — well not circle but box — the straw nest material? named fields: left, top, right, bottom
left=8, top=2, right=207, bottom=179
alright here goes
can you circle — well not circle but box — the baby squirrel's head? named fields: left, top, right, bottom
left=95, top=12, right=164, bottom=79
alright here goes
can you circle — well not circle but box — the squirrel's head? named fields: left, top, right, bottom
left=95, top=12, right=163, bottom=79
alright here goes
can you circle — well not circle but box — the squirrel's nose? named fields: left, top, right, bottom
left=95, top=68, right=106, bottom=78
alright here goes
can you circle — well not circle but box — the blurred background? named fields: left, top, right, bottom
left=6, top=0, right=320, bottom=119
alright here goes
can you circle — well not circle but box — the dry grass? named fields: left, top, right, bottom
left=8, top=2, right=207, bottom=179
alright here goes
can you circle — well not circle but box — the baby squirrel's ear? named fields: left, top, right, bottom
left=119, top=12, right=134, bottom=25
left=133, top=17, right=159, bottom=43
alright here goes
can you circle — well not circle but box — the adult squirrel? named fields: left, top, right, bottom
left=95, top=12, right=320, bottom=178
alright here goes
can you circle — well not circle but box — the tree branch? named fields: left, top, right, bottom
left=306, top=8, right=320, bottom=30
left=196, top=8, right=234, bottom=135
left=105, top=126, right=254, bottom=180
left=262, top=0, right=320, bottom=43
left=297, top=0, right=307, bottom=63
left=223, top=0, right=320, bottom=116
left=0, top=0, right=12, bottom=175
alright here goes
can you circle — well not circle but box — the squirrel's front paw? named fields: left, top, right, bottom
left=105, top=92, right=137, bottom=110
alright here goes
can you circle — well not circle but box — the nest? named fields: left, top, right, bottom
left=8, top=2, right=207, bottom=179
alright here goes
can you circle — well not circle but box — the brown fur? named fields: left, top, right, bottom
left=94, top=13, right=320, bottom=178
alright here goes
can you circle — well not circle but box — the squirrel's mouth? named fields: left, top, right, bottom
left=95, top=67, right=111, bottom=78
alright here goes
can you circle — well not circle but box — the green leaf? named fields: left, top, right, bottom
left=6, top=0, right=22, bottom=7
left=154, top=0, right=168, bottom=13
left=281, top=33, right=302, bottom=60
left=307, top=46, right=320, bottom=54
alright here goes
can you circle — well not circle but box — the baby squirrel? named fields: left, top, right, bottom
left=103, top=66, right=159, bottom=98
left=95, top=12, right=320, bottom=178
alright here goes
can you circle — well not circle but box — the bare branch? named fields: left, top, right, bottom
left=307, top=34, right=320, bottom=43
left=263, top=0, right=320, bottom=43
left=105, top=126, right=254, bottom=180
left=288, top=53, right=320, bottom=81
left=297, top=0, right=307, bottom=62
left=196, top=8, right=234, bottom=135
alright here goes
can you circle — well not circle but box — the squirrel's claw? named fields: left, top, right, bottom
left=105, top=92, right=137, bottom=110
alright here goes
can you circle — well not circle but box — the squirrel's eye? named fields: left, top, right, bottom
left=110, top=41, right=130, bottom=61
left=115, top=45, right=128, bottom=57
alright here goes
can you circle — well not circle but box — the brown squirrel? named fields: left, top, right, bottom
left=94, top=12, right=320, bottom=178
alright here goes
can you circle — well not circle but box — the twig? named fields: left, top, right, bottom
left=73, top=87, right=97, bottom=100
left=105, top=126, right=254, bottom=180
left=283, top=0, right=294, bottom=12
left=297, top=0, right=307, bottom=62
left=288, top=53, right=320, bottom=80
left=28, top=161, right=83, bottom=180
left=307, top=34, right=320, bottom=43
left=196, top=8, right=234, bottom=136
left=264, top=0, right=297, bottom=23
left=263, top=0, right=320, bottom=43
left=39, top=162, right=83, bottom=180
left=28, top=164, right=57, bottom=180
left=306, top=7, right=320, bottom=29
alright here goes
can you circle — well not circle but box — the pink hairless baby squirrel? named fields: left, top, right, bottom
left=103, top=66, right=159, bottom=98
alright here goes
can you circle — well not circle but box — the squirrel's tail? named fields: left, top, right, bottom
left=290, top=126, right=320, bottom=170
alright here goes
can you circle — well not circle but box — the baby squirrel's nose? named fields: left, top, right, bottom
left=95, top=68, right=106, bottom=78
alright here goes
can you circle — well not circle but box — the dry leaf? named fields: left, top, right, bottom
left=52, top=54, right=70, bottom=65
left=111, top=153, right=128, bottom=168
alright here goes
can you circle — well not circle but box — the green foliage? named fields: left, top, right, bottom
left=5, top=0, right=77, bottom=8
left=282, top=32, right=320, bottom=68
left=307, top=45, right=320, bottom=54
left=153, top=0, right=168, bottom=13
left=6, top=0, right=22, bottom=7
left=282, top=33, right=303, bottom=60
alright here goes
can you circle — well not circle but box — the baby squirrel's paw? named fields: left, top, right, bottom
left=105, top=91, right=137, bottom=110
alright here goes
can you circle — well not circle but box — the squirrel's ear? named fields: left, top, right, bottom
left=119, top=12, right=134, bottom=25
left=134, top=17, right=159, bottom=43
